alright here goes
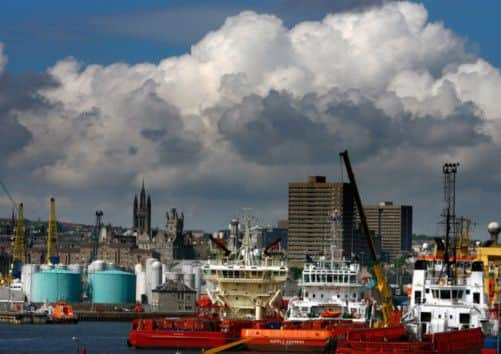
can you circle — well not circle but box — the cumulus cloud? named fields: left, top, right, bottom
left=2, top=2, right=501, bottom=233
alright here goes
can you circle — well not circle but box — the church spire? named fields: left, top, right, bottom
left=140, top=179, right=146, bottom=208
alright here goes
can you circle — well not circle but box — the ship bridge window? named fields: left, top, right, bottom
left=459, top=313, right=470, bottom=324
left=473, top=292, right=480, bottom=304
left=440, top=290, right=451, bottom=299
left=303, top=276, right=309, bottom=283
left=452, top=290, right=463, bottom=299
left=420, top=312, right=431, bottom=322
left=350, top=275, right=356, bottom=283
left=327, top=275, right=332, bottom=282
left=415, top=291, right=422, bottom=304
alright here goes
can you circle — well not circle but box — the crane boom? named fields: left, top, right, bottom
left=0, top=180, right=17, bottom=209
left=339, top=150, right=395, bottom=327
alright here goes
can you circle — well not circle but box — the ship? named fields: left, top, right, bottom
left=241, top=328, right=334, bottom=352
left=127, top=317, right=253, bottom=349
left=287, top=211, right=369, bottom=323
left=202, top=213, right=288, bottom=319
left=332, top=153, right=485, bottom=354
left=402, top=249, right=492, bottom=337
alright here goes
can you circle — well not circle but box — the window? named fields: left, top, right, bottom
left=415, top=291, right=422, bottom=304
left=440, top=290, right=451, bottom=299
left=473, top=292, right=480, bottom=304
left=420, top=312, right=431, bottom=322
left=459, top=313, right=470, bottom=324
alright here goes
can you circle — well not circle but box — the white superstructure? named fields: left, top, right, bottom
left=202, top=214, right=288, bottom=319
left=287, top=256, right=369, bottom=322
left=402, top=255, right=493, bottom=338
left=287, top=211, right=370, bottom=322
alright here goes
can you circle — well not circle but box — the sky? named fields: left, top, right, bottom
left=0, top=1, right=500, bottom=238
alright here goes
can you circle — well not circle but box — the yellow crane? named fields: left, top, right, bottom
left=340, top=150, right=398, bottom=327
left=47, top=197, right=59, bottom=264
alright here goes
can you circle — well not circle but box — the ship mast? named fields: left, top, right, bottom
left=241, top=209, right=254, bottom=266
left=442, top=162, right=459, bottom=282
left=329, top=209, right=343, bottom=264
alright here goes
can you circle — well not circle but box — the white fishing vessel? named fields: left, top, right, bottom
left=202, top=213, right=288, bottom=320
left=403, top=163, right=494, bottom=338
left=402, top=247, right=492, bottom=337
left=286, top=211, right=369, bottom=322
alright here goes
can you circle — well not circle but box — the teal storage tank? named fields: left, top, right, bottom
left=32, top=269, right=81, bottom=303
left=90, top=270, right=136, bottom=304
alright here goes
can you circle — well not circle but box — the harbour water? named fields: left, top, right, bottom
left=0, top=322, right=194, bottom=354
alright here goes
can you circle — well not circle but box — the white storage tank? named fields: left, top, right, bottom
left=135, top=264, right=145, bottom=303
left=21, top=264, right=39, bottom=302
left=151, top=261, right=162, bottom=291
left=194, top=267, right=202, bottom=293
left=162, top=264, right=168, bottom=283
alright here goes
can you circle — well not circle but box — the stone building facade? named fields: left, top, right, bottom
left=151, top=279, right=196, bottom=313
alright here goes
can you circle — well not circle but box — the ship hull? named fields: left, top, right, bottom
left=242, top=329, right=333, bottom=352
left=128, top=329, right=231, bottom=349
left=336, top=327, right=483, bottom=354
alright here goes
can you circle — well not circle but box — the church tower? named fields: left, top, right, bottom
left=133, top=180, right=151, bottom=235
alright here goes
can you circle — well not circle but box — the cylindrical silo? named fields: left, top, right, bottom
left=145, top=258, right=155, bottom=295
left=161, top=264, right=168, bottom=283
left=135, top=264, right=145, bottom=303
left=32, top=269, right=81, bottom=303
left=194, top=267, right=202, bottom=293
left=151, top=261, right=162, bottom=291
left=21, top=264, right=39, bottom=302
left=90, top=270, right=136, bottom=304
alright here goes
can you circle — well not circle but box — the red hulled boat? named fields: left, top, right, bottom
left=335, top=326, right=484, bottom=354
left=129, top=318, right=224, bottom=349
left=241, top=328, right=334, bottom=352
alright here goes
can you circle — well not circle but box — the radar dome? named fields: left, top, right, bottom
left=488, top=222, right=501, bottom=237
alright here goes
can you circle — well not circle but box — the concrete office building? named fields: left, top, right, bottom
left=287, top=176, right=356, bottom=265
left=364, top=202, right=412, bottom=261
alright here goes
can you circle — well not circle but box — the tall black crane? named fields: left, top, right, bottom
left=339, top=150, right=396, bottom=327
left=90, top=210, right=103, bottom=262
